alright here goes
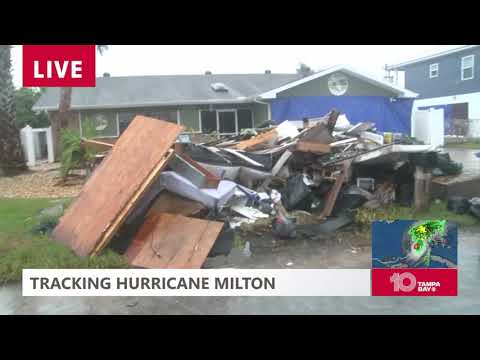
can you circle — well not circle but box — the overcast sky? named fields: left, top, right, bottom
left=10, top=45, right=465, bottom=88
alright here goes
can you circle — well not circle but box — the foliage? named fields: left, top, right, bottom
left=14, top=87, right=49, bottom=129
left=0, top=197, right=129, bottom=284
left=296, top=62, right=314, bottom=77
left=355, top=201, right=478, bottom=228
left=60, top=117, right=98, bottom=179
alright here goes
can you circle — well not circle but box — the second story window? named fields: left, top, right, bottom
left=429, top=63, right=439, bottom=78
left=461, top=55, right=475, bottom=80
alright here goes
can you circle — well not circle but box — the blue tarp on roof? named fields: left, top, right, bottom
left=270, top=96, right=414, bottom=134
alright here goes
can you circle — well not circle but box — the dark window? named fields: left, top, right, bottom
left=118, top=112, right=136, bottom=133
left=201, top=111, right=217, bottom=133
left=237, top=109, right=253, bottom=130
left=218, top=111, right=236, bottom=134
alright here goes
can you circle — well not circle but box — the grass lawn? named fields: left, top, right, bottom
left=0, top=198, right=129, bottom=284
left=356, top=201, right=479, bottom=227
left=444, top=139, right=480, bottom=149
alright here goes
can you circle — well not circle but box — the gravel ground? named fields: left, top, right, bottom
left=0, top=162, right=83, bottom=199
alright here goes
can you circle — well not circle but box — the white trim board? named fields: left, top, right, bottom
left=257, top=65, right=418, bottom=99
left=387, top=45, right=479, bottom=70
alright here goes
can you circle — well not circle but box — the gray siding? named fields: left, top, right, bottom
left=277, top=72, right=397, bottom=97
left=401, top=47, right=480, bottom=99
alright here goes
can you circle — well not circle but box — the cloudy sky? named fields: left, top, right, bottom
left=10, top=45, right=465, bottom=88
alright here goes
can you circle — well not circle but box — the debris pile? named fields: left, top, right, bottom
left=52, top=111, right=465, bottom=269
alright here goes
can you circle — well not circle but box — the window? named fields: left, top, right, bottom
left=143, top=110, right=178, bottom=124
left=200, top=110, right=217, bottom=133
left=237, top=109, right=253, bottom=130
left=199, top=109, right=254, bottom=135
left=429, top=63, right=439, bottom=78
left=218, top=111, right=236, bottom=134
left=461, top=55, right=474, bottom=80
left=81, top=111, right=118, bottom=138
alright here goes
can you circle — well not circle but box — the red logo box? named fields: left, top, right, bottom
left=372, top=268, right=457, bottom=296
left=23, top=45, right=96, bottom=87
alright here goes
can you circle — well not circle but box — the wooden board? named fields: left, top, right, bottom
left=296, top=141, right=331, bottom=154
left=232, top=128, right=278, bottom=151
left=81, top=138, right=114, bottom=152
left=124, top=213, right=224, bottom=269
left=147, top=191, right=205, bottom=216
left=52, top=116, right=184, bottom=257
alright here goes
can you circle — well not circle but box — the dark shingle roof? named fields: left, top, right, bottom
left=33, top=73, right=301, bottom=111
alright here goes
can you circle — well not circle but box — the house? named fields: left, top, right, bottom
left=386, top=45, right=480, bottom=137
left=33, top=66, right=417, bottom=155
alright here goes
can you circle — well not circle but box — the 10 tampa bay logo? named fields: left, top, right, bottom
left=390, top=272, right=441, bottom=293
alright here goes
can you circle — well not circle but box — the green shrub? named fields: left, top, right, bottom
left=60, top=118, right=98, bottom=179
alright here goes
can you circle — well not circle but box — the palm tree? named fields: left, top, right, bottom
left=53, top=45, right=110, bottom=158
left=0, top=45, right=26, bottom=175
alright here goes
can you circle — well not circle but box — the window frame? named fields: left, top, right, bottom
left=198, top=108, right=254, bottom=136
left=429, top=63, right=439, bottom=78
left=79, top=111, right=120, bottom=138
left=461, top=55, right=475, bottom=81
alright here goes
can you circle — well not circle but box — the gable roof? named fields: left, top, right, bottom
left=386, top=45, right=479, bottom=70
left=32, top=73, right=301, bottom=111
left=257, top=65, right=418, bottom=99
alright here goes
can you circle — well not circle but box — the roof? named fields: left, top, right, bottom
left=257, top=65, right=418, bottom=99
left=33, top=73, right=301, bottom=111
left=386, top=45, right=479, bottom=70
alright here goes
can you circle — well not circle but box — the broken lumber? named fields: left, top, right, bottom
left=124, top=212, right=224, bottom=269
left=232, top=128, right=278, bottom=151
left=81, top=138, right=114, bottom=152
left=296, top=141, right=331, bottom=154
left=52, top=116, right=184, bottom=257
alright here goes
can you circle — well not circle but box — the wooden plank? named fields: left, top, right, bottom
left=52, top=116, right=184, bottom=257
left=318, top=160, right=352, bottom=219
left=81, top=138, right=114, bottom=152
left=124, top=213, right=224, bottom=269
left=296, top=141, right=331, bottom=154
left=231, top=128, right=278, bottom=151
left=91, top=150, right=173, bottom=256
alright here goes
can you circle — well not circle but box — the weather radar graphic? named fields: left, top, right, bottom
left=372, top=220, right=457, bottom=269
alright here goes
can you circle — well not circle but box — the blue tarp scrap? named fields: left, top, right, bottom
left=418, top=104, right=454, bottom=135
left=270, top=96, right=414, bottom=134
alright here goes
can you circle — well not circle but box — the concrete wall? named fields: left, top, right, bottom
left=277, top=71, right=396, bottom=97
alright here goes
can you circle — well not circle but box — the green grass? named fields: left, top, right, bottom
left=0, top=197, right=129, bottom=284
left=444, top=139, right=480, bottom=149
left=356, top=201, right=479, bottom=227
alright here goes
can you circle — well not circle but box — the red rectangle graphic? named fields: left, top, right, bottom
left=23, top=45, right=96, bottom=87
left=372, top=268, right=457, bottom=296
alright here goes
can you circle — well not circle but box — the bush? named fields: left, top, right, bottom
left=60, top=118, right=98, bottom=179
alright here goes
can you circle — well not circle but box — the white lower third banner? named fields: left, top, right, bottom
left=22, top=269, right=371, bottom=297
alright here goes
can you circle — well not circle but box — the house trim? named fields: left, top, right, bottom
left=257, top=65, right=418, bottom=99
left=386, top=45, right=479, bottom=70
left=34, top=98, right=255, bottom=112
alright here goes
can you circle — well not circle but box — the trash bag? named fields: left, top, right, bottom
left=437, top=152, right=463, bottom=175
left=281, top=174, right=312, bottom=210
left=447, top=196, right=470, bottom=214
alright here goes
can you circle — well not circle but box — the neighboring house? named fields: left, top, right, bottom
left=33, top=66, right=417, bottom=147
left=386, top=45, right=480, bottom=137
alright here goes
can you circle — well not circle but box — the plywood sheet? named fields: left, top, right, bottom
left=232, top=128, right=278, bottom=151
left=124, top=213, right=224, bottom=269
left=52, top=116, right=184, bottom=257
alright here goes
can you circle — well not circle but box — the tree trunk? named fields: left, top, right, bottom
left=0, top=45, right=26, bottom=175
left=52, top=87, right=72, bottom=160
